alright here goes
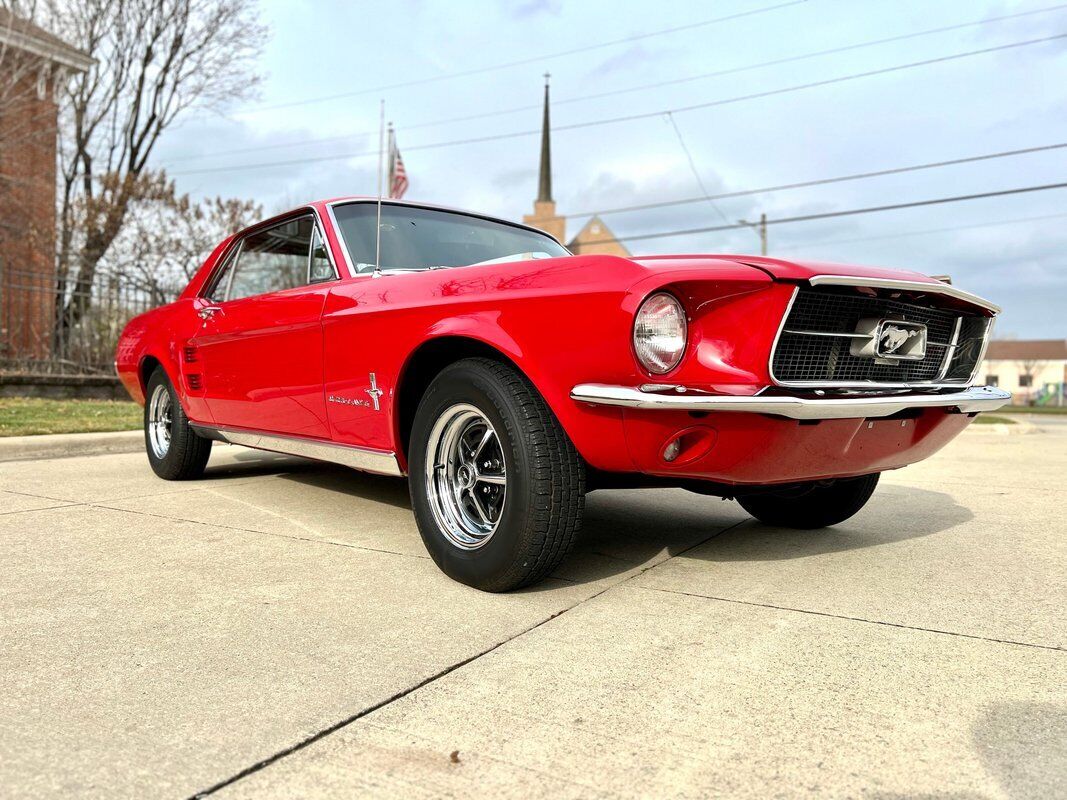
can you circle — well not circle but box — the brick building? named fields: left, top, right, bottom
left=522, top=78, right=630, bottom=258
left=0, top=11, right=91, bottom=362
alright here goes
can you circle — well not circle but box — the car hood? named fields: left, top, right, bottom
left=629, top=254, right=940, bottom=285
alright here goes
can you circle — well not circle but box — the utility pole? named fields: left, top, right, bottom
left=738, top=212, right=768, bottom=255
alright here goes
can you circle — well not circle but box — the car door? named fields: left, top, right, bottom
left=189, top=214, right=339, bottom=439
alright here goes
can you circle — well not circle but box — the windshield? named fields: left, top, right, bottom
left=331, top=203, right=570, bottom=274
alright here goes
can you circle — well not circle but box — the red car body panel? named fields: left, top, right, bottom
left=116, top=198, right=995, bottom=486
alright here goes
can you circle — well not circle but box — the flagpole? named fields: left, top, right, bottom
left=374, top=98, right=385, bottom=278
left=386, top=122, right=394, bottom=197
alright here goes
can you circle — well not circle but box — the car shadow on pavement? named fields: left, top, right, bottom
left=542, top=484, right=974, bottom=588
left=683, top=485, right=974, bottom=564
left=203, top=448, right=332, bottom=482
left=222, top=453, right=973, bottom=587
left=273, top=461, right=414, bottom=511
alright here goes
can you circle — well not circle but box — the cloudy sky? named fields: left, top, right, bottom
left=151, top=0, right=1067, bottom=338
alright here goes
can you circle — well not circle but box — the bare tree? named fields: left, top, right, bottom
left=32, top=0, right=265, bottom=336
left=105, top=179, right=261, bottom=304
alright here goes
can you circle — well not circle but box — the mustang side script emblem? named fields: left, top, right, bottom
left=328, top=373, right=385, bottom=411
left=850, top=318, right=928, bottom=361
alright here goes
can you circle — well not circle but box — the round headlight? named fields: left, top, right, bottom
left=633, top=292, right=687, bottom=374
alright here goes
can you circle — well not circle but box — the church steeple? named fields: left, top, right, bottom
left=537, top=73, right=553, bottom=203
left=523, top=75, right=566, bottom=244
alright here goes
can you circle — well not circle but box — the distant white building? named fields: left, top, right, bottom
left=981, top=340, right=1067, bottom=406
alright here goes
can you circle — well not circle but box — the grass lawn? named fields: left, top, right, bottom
left=973, top=414, right=1016, bottom=425
left=0, top=398, right=142, bottom=437
left=997, top=404, right=1067, bottom=415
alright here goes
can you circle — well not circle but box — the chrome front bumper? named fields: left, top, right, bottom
left=570, top=384, right=1011, bottom=420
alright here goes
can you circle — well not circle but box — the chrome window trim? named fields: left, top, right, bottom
left=324, top=201, right=356, bottom=277
left=222, top=239, right=242, bottom=302
left=191, top=423, right=403, bottom=477
left=308, top=207, right=341, bottom=284
left=324, top=198, right=570, bottom=277
left=306, top=220, right=340, bottom=285
left=203, top=209, right=340, bottom=303
left=807, top=275, right=1001, bottom=314
left=767, top=280, right=999, bottom=390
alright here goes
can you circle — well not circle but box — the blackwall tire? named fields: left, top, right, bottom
left=737, top=473, right=880, bottom=529
left=144, top=367, right=212, bottom=481
left=408, top=358, right=585, bottom=592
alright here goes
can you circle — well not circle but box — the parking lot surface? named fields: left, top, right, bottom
left=1, top=424, right=1064, bottom=798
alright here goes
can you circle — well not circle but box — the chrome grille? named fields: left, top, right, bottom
left=771, top=288, right=989, bottom=386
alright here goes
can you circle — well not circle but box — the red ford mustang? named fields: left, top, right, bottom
left=116, top=198, right=1010, bottom=591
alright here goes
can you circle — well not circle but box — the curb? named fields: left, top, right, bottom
left=0, top=430, right=144, bottom=462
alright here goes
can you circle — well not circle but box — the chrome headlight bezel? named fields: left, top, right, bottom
left=632, top=291, right=688, bottom=375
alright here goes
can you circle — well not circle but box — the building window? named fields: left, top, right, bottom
left=986, top=374, right=998, bottom=387
left=1018, top=375, right=1033, bottom=388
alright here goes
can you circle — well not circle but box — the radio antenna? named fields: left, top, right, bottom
left=374, top=98, right=385, bottom=278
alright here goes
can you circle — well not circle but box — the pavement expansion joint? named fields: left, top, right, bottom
left=86, top=501, right=431, bottom=560
left=635, top=585, right=1066, bottom=653
left=184, top=518, right=747, bottom=798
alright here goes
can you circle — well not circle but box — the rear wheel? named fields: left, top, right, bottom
left=144, top=367, right=212, bottom=480
left=737, top=473, right=880, bottom=529
left=409, top=358, right=585, bottom=592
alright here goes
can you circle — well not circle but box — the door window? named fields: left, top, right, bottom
left=227, top=216, right=315, bottom=300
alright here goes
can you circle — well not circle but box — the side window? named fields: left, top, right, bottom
left=227, top=216, right=314, bottom=301
left=309, top=227, right=335, bottom=283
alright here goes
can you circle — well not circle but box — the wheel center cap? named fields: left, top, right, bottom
left=457, top=464, right=475, bottom=489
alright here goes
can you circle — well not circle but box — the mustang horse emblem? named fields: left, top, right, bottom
left=878, top=324, right=920, bottom=354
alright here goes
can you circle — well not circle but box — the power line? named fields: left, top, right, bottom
left=665, top=112, right=731, bottom=225
left=164, top=2, right=1067, bottom=165
left=236, top=0, right=809, bottom=114
left=167, top=33, right=1067, bottom=177
left=774, top=211, right=1067, bottom=251
left=576, top=181, right=1067, bottom=247
left=530, top=141, right=1067, bottom=220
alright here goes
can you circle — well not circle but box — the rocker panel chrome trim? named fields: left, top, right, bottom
left=191, top=424, right=403, bottom=476
left=570, top=384, right=1011, bottom=420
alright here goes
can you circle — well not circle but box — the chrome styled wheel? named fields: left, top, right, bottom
left=423, top=403, right=507, bottom=550
left=147, top=383, right=173, bottom=459
left=409, top=359, right=584, bottom=591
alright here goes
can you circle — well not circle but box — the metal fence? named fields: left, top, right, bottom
left=0, top=265, right=178, bottom=375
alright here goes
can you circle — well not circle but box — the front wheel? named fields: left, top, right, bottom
left=408, top=358, right=585, bottom=592
left=144, top=367, right=212, bottom=480
left=737, top=473, right=880, bottom=529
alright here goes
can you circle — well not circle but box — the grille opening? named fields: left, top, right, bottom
left=771, top=287, right=988, bottom=387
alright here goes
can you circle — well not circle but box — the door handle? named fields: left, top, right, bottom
left=198, top=305, right=223, bottom=320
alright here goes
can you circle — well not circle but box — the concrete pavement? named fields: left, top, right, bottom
left=0, top=425, right=1063, bottom=798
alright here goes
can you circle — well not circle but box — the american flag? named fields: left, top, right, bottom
left=388, top=128, right=408, bottom=199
